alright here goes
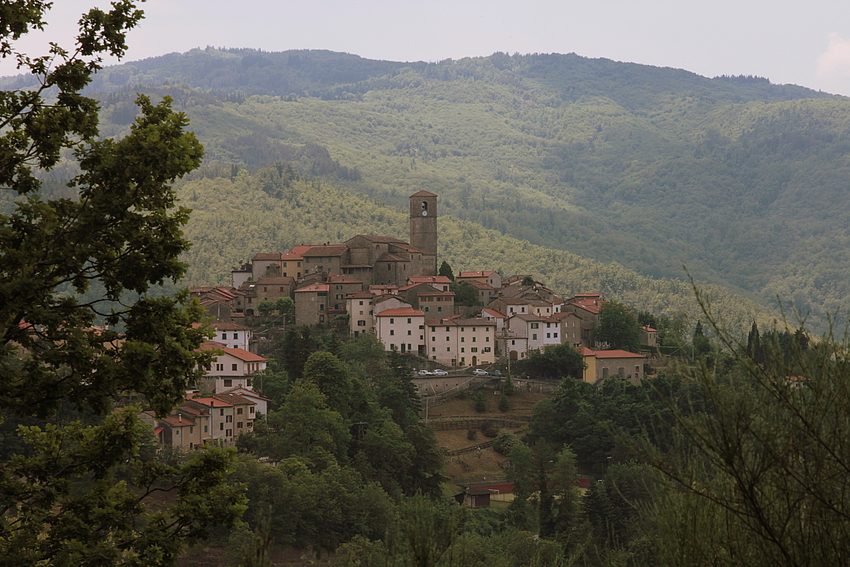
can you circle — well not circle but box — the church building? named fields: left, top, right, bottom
left=234, top=191, right=439, bottom=288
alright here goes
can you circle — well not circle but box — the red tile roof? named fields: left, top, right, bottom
left=303, top=245, right=348, bottom=257
left=410, top=190, right=437, bottom=197
left=295, top=283, right=330, bottom=293
left=376, top=308, right=425, bottom=317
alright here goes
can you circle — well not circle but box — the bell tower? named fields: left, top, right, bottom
left=409, top=191, right=438, bottom=275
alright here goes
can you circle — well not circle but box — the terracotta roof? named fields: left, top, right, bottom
left=213, top=392, right=256, bottom=406
left=463, top=280, right=495, bottom=290
left=188, top=396, right=233, bottom=408
left=350, top=234, right=405, bottom=243
left=410, top=190, right=437, bottom=197
left=288, top=245, right=316, bottom=255
left=161, top=415, right=196, bottom=427
left=481, top=308, right=506, bottom=318
left=458, top=271, right=496, bottom=278
left=373, top=294, right=410, bottom=306
left=376, top=252, right=408, bottom=263
left=376, top=308, right=425, bottom=317
left=511, top=314, right=552, bottom=322
left=223, top=347, right=267, bottom=363
left=408, top=276, right=452, bottom=284
left=280, top=252, right=303, bottom=261
left=220, top=386, right=272, bottom=401
left=295, top=283, right=330, bottom=293
left=426, top=317, right=494, bottom=327
left=346, top=291, right=375, bottom=299
left=642, top=325, right=658, bottom=332
left=303, top=245, right=347, bottom=257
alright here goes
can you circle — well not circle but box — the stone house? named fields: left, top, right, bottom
left=375, top=308, right=426, bottom=355
left=424, top=316, right=496, bottom=367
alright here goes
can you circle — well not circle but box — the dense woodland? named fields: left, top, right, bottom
left=8, top=34, right=850, bottom=566
left=12, top=47, right=844, bottom=333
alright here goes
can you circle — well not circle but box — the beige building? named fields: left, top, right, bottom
left=424, top=316, right=496, bottom=367
left=294, top=283, right=330, bottom=326
left=199, top=341, right=267, bottom=393
left=375, top=308, right=426, bottom=355
left=346, top=291, right=375, bottom=337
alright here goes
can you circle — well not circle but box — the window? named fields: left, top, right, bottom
left=472, top=336, right=476, bottom=342
left=319, top=304, right=324, bottom=310
left=221, top=333, right=227, bottom=340
left=226, top=415, right=233, bottom=423
left=431, top=327, right=436, bottom=332
left=432, top=347, right=436, bottom=352
left=220, top=409, right=224, bottom=416
left=407, top=330, right=412, bottom=335
left=189, top=427, right=194, bottom=434
left=533, top=334, right=538, bottom=340
left=357, top=320, right=366, bottom=327
left=546, top=333, right=551, bottom=339
left=250, top=407, right=254, bottom=414
left=471, top=347, right=478, bottom=352
left=390, top=318, right=394, bottom=324
left=359, top=300, right=364, bottom=305
left=437, top=306, right=442, bottom=312
left=216, top=364, right=223, bottom=371
left=237, top=422, right=243, bottom=429
left=461, top=337, right=465, bottom=342
left=320, top=315, right=325, bottom=323
left=390, top=330, right=395, bottom=336
left=223, top=379, right=232, bottom=387
left=237, top=408, right=243, bottom=415
left=461, top=348, right=465, bottom=353
left=232, top=363, right=238, bottom=371
left=486, top=336, right=490, bottom=342
left=233, top=332, right=238, bottom=339
left=531, top=323, right=539, bottom=329
left=226, top=429, right=232, bottom=437
left=219, top=423, right=224, bottom=430
left=407, top=318, right=412, bottom=324
left=204, top=425, right=208, bottom=433
left=336, top=294, right=343, bottom=300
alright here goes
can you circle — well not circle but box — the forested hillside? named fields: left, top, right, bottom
left=13, top=47, right=847, bottom=332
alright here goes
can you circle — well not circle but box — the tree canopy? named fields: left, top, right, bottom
left=0, top=3, right=244, bottom=565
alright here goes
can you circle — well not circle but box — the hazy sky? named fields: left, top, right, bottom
left=5, top=0, right=850, bottom=96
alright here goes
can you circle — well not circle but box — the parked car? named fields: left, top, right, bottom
left=490, top=370, right=503, bottom=376
left=472, top=368, right=489, bottom=376
left=417, top=369, right=433, bottom=376
left=433, top=369, right=448, bottom=376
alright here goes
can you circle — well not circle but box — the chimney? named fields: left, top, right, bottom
left=179, top=413, right=182, bottom=423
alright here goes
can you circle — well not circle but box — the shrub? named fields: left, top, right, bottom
left=499, top=395, right=509, bottom=412
left=493, top=433, right=518, bottom=455
left=473, top=392, right=486, bottom=413
left=467, top=429, right=478, bottom=441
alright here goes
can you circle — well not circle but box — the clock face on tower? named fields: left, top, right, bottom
left=422, top=210, right=428, bottom=216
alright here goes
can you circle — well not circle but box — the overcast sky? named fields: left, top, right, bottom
left=5, top=0, right=850, bottom=96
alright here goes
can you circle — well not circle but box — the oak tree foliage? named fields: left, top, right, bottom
left=0, top=3, right=244, bottom=565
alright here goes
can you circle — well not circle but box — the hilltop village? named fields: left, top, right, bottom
left=156, top=192, right=656, bottom=450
